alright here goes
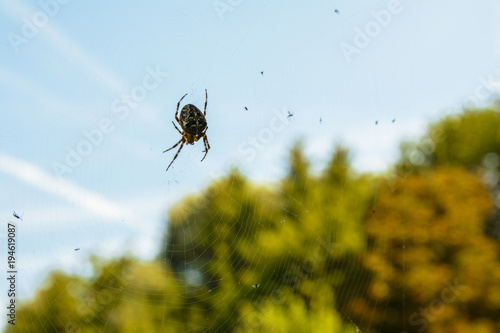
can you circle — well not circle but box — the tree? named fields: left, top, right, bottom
left=11, top=107, right=500, bottom=332
left=399, top=109, right=500, bottom=172
left=345, top=167, right=500, bottom=332
left=6, top=258, right=186, bottom=333
left=398, top=108, right=500, bottom=240
left=160, top=145, right=369, bottom=332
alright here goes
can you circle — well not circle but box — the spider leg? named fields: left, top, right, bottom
left=165, top=139, right=186, bottom=171
left=172, top=121, right=183, bottom=135
left=175, top=93, right=188, bottom=124
left=200, top=125, right=208, bottom=136
left=163, top=137, right=183, bottom=153
left=200, top=132, right=210, bottom=162
left=204, top=89, right=207, bottom=117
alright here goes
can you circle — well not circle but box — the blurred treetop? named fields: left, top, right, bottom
left=7, top=108, right=500, bottom=333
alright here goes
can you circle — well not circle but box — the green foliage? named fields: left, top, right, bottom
left=236, top=287, right=357, bottom=333
left=5, top=272, right=84, bottom=333
left=399, top=109, right=500, bottom=176
left=6, top=258, right=186, bottom=333
left=8, top=107, right=500, bottom=332
left=159, top=144, right=371, bottom=331
left=431, top=109, right=500, bottom=168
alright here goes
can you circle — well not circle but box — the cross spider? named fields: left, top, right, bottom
left=164, top=89, right=210, bottom=171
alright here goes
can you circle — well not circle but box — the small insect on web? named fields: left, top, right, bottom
left=164, top=89, right=210, bottom=171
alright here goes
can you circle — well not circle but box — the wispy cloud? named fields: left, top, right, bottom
left=1, top=1, right=125, bottom=93
left=0, top=65, right=76, bottom=114
left=0, top=153, right=134, bottom=220
left=1, top=1, right=166, bottom=128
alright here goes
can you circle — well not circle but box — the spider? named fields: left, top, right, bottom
left=164, top=89, right=210, bottom=171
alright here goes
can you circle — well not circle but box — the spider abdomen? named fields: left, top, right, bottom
left=180, top=104, right=207, bottom=136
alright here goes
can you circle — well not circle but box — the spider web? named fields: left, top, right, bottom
left=161, top=170, right=365, bottom=332
left=1, top=0, right=497, bottom=332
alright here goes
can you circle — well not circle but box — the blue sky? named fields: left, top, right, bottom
left=0, top=0, right=499, bottom=320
